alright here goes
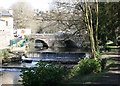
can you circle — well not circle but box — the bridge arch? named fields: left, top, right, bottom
left=64, top=40, right=78, bottom=48
left=35, top=39, right=48, bottom=48
left=31, top=33, right=85, bottom=47
left=52, top=40, right=78, bottom=48
left=52, top=40, right=65, bottom=47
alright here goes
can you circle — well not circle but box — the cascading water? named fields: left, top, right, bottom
left=26, top=51, right=86, bottom=63
left=1, top=47, right=91, bottom=84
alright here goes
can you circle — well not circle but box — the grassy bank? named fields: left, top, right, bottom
left=65, top=49, right=117, bottom=85
left=66, top=72, right=106, bottom=84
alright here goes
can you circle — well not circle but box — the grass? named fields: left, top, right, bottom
left=101, top=51, right=110, bottom=55
left=66, top=72, right=106, bottom=84
left=104, top=59, right=117, bottom=71
left=100, top=45, right=117, bottom=55
left=64, top=44, right=118, bottom=85
left=105, top=59, right=116, bottom=66
left=107, top=46, right=116, bottom=52
left=65, top=58, right=116, bottom=84
left=106, top=41, right=113, bottom=45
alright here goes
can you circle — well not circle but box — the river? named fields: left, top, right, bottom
left=1, top=47, right=91, bottom=85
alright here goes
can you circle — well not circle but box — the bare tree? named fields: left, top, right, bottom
left=11, top=2, right=38, bottom=33
left=51, top=0, right=98, bottom=59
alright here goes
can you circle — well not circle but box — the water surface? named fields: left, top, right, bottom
left=1, top=47, right=91, bottom=84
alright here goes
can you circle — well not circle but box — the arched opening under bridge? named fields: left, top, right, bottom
left=35, top=39, right=48, bottom=48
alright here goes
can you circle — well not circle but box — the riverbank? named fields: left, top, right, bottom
left=66, top=46, right=120, bottom=85
left=1, top=45, right=119, bottom=85
left=91, top=46, right=120, bottom=85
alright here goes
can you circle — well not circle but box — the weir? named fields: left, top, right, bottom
left=27, top=52, right=85, bottom=58
left=26, top=51, right=86, bottom=62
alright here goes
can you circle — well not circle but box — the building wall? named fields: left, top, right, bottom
left=0, top=16, right=13, bottom=29
left=0, top=20, right=6, bottom=28
left=0, top=16, right=14, bottom=49
left=0, top=29, right=13, bottom=48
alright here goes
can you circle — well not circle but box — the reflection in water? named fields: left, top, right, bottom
left=1, top=72, right=22, bottom=84
left=2, top=62, right=38, bottom=68
left=1, top=62, right=38, bottom=84
left=1, top=47, right=91, bottom=84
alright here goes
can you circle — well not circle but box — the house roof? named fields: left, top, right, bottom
left=0, top=9, right=12, bottom=17
left=0, top=19, right=5, bottom=21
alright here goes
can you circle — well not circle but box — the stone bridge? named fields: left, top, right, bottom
left=31, top=33, right=88, bottom=48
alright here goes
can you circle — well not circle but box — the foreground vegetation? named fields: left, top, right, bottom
left=1, top=0, right=119, bottom=85
left=19, top=61, right=68, bottom=86
left=66, top=58, right=116, bottom=84
left=18, top=56, right=108, bottom=85
left=18, top=45, right=118, bottom=85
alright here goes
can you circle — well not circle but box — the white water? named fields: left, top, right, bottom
left=1, top=47, right=91, bottom=84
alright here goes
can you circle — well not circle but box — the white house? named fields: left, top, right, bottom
left=0, top=9, right=14, bottom=48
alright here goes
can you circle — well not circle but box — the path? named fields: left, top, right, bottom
left=93, top=46, right=120, bottom=85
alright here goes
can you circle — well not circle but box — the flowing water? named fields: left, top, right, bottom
left=1, top=47, right=91, bottom=85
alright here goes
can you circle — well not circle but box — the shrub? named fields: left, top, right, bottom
left=100, top=58, right=107, bottom=70
left=11, top=57, right=21, bottom=62
left=71, top=58, right=101, bottom=76
left=2, top=50, right=9, bottom=58
left=2, top=58, right=10, bottom=63
left=2, top=50, right=10, bottom=63
left=19, top=60, right=67, bottom=86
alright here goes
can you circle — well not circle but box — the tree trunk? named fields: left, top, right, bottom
left=90, top=29, right=96, bottom=60
left=95, top=0, right=99, bottom=52
left=85, top=2, right=96, bottom=60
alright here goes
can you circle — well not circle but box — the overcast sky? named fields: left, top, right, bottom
left=0, top=0, right=54, bottom=11
left=0, top=0, right=119, bottom=11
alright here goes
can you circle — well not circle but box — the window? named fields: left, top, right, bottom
left=6, top=21, right=8, bottom=26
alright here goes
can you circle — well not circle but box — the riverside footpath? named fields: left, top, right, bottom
left=92, top=46, right=120, bottom=85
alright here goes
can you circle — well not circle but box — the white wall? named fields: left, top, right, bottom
left=0, top=17, right=13, bottom=29
left=0, top=16, right=14, bottom=48
left=0, top=20, right=6, bottom=29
